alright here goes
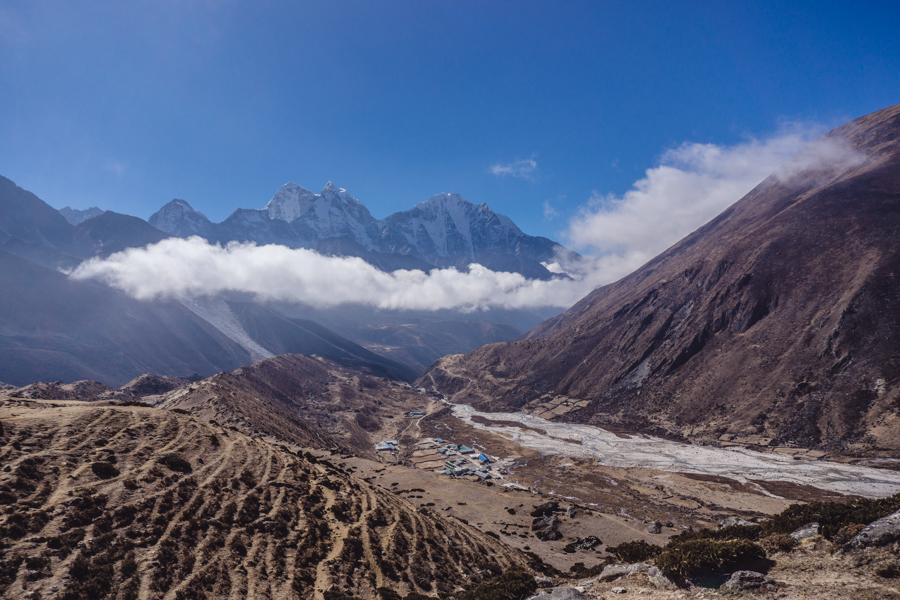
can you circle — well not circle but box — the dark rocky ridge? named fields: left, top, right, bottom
left=419, top=103, right=900, bottom=456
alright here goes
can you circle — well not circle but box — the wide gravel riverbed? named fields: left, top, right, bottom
left=449, top=403, right=900, bottom=497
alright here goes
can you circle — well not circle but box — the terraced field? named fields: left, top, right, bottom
left=0, top=398, right=528, bottom=600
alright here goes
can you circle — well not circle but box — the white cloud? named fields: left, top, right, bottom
left=69, top=237, right=600, bottom=311
left=542, top=198, right=560, bottom=220
left=490, top=158, right=538, bottom=180
left=563, top=126, right=863, bottom=282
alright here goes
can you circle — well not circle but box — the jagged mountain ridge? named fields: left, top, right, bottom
left=150, top=181, right=570, bottom=279
left=1, top=175, right=531, bottom=385
left=59, top=206, right=105, bottom=225
left=419, top=103, right=900, bottom=456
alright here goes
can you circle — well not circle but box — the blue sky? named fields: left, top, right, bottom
left=2, top=0, right=898, bottom=245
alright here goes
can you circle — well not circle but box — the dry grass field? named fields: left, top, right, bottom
left=0, top=397, right=529, bottom=600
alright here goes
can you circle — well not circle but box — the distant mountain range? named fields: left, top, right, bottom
left=149, top=181, right=571, bottom=278
left=420, top=103, right=900, bottom=455
left=0, top=176, right=568, bottom=385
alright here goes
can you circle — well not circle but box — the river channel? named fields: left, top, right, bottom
left=448, top=403, right=900, bottom=498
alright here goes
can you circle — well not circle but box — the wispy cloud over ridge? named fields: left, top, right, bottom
left=562, top=126, right=864, bottom=274
left=490, top=158, right=538, bottom=180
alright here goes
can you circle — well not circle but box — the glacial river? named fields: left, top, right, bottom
left=449, top=403, right=900, bottom=498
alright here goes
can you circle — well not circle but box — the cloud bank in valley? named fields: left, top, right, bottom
left=70, top=127, right=865, bottom=311
left=69, top=237, right=601, bottom=310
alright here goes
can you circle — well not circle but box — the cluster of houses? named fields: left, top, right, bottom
left=405, top=437, right=501, bottom=481
left=374, top=440, right=400, bottom=453
left=373, top=435, right=508, bottom=482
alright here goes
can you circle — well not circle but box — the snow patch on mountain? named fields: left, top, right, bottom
left=179, top=296, right=273, bottom=362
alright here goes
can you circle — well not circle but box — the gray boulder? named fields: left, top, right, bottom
left=571, top=535, right=602, bottom=550
left=648, top=566, right=675, bottom=589
left=598, top=564, right=631, bottom=582
left=718, top=516, right=756, bottom=529
left=531, top=501, right=561, bottom=517
left=598, top=562, right=650, bottom=582
left=532, top=515, right=562, bottom=541
left=647, top=520, right=662, bottom=534
left=721, top=570, right=777, bottom=591
left=790, top=522, right=821, bottom=541
left=848, top=508, right=900, bottom=549
left=527, top=587, right=590, bottom=600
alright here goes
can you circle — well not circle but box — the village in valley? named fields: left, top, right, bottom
left=375, top=429, right=524, bottom=487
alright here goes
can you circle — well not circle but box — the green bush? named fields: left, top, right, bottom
left=759, top=533, right=796, bottom=554
left=605, top=540, right=662, bottom=563
left=454, top=566, right=536, bottom=600
left=656, top=539, right=768, bottom=583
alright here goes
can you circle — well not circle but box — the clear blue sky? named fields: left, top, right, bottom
left=1, top=0, right=898, bottom=241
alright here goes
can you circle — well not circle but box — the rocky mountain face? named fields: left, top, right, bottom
left=59, top=206, right=104, bottom=225
left=419, top=104, right=900, bottom=456
left=155, top=353, right=435, bottom=456
left=147, top=198, right=215, bottom=238
left=149, top=182, right=570, bottom=279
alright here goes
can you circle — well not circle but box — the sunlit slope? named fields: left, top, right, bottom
left=0, top=399, right=527, bottom=599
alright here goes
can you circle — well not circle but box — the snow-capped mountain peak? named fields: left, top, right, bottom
left=148, top=181, right=567, bottom=275
left=264, top=182, right=318, bottom=223
left=149, top=199, right=213, bottom=236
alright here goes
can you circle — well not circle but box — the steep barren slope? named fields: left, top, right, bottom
left=0, top=250, right=252, bottom=387
left=421, top=103, right=900, bottom=455
left=157, top=354, right=436, bottom=456
left=0, top=397, right=527, bottom=600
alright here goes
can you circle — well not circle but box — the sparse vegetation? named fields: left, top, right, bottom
left=761, top=493, right=900, bottom=540
left=606, top=539, right=663, bottom=563
left=158, top=453, right=192, bottom=473
left=91, top=461, right=120, bottom=479
left=453, top=566, right=536, bottom=600
left=876, top=563, right=900, bottom=579
left=656, top=538, right=769, bottom=583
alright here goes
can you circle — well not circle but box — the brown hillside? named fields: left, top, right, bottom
left=0, top=396, right=527, bottom=600
left=420, top=103, right=900, bottom=455
left=157, top=354, right=437, bottom=457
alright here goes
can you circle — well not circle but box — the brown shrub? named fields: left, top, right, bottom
left=759, top=533, right=797, bottom=555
